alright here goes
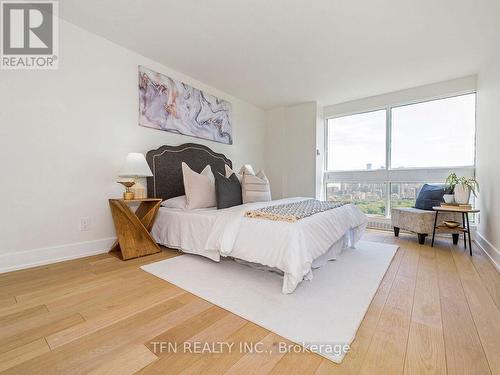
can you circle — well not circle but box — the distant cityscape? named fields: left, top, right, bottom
left=326, top=182, right=421, bottom=216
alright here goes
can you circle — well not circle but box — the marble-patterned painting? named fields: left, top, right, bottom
left=138, top=66, right=233, bottom=144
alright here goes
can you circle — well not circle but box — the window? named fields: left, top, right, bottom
left=391, top=95, right=476, bottom=168
left=325, top=93, right=476, bottom=217
left=327, top=110, right=386, bottom=171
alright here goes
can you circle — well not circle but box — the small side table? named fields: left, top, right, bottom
left=431, top=206, right=480, bottom=256
left=109, top=198, right=162, bottom=260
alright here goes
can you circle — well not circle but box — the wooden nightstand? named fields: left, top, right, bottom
left=431, top=206, right=480, bottom=256
left=109, top=198, right=162, bottom=260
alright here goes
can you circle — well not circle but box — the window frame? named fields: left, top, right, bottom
left=324, top=92, right=477, bottom=218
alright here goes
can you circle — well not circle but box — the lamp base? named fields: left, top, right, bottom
left=131, top=180, right=147, bottom=199
left=123, top=191, right=135, bottom=200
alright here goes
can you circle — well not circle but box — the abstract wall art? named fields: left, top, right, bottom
left=138, top=66, right=233, bottom=144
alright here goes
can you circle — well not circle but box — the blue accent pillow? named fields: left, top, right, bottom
left=414, top=184, right=446, bottom=210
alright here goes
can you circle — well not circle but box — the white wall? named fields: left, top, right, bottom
left=0, top=19, right=266, bottom=272
left=264, top=107, right=286, bottom=199
left=323, top=76, right=477, bottom=118
left=475, top=50, right=500, bottom=269
left=265, top=102, right=318, bottom=199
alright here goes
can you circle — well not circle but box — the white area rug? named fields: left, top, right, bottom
left=141, top=240, right=398, bottom=363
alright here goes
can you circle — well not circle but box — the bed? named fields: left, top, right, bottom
left=146, top=143, right=368, bottom=293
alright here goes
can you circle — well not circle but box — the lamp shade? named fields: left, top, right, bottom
left=118, top=153, right=153, bottom=178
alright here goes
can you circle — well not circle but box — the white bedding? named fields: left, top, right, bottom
left=151, top=197, right=368, bottom=293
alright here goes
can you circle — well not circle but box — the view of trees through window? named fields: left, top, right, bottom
left=326, top=182, right=425, bottom=216
left=327, top=183, right=386, bottom=216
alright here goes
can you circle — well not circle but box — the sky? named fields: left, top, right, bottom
left=327, top=93, right=476, bottom=171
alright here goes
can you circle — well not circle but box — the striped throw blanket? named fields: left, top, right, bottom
left=245, top=199, right=348, bottom=223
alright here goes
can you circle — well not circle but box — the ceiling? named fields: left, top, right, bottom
left=60, top=0, right=500, bottom=109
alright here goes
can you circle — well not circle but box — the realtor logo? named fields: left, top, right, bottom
left=1, top=0, right=58, bottom=69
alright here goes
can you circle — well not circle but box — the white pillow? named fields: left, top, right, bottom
left=161, top=195, right=187, bottom=209
left=225, top=164, right=257, bottom=182
left=181, top=162, right=216, bottom=209
left=241, top=170, right=271, bottom=203
left=239, top=164, right=255, bottom=176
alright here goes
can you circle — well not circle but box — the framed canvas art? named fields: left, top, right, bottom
left=138, top=66, right=233, bottom=144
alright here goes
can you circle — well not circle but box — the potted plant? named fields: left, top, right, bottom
left=445, top=173, right=479, bottom=204
left=454, top=176, right=479, bottom=204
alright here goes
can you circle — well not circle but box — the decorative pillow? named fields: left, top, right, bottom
left=181, top=162, right=216, bottom=209
left=214, top=172, right=243, bottom=209
left=224, top=164, right=242, bottom=182
left=414, top=184, right=446, bottom=210
left=241, top=170, right=271, bottom=203
left=161, top=195, right=187, bottom=209
left=239, top=164, right=255, bottom=176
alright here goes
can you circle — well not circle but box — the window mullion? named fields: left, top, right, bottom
left=386, top=107, right=392, bottom=170
left=385, top=107, right=392, bottom=217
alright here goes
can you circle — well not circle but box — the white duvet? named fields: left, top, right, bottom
left=151, top=197, right=368, bottom=293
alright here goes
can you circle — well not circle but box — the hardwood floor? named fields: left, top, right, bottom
left=0, top=230, right=498, bottom=374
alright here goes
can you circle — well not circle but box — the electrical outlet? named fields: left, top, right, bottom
left=80, top=217, right=91, bottom=231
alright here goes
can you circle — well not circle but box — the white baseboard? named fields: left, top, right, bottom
left=474, top=232, right=500, bottom=272
left=2, top=233, right=496, bottom=275
left=0, top=237, right=116, bottom=274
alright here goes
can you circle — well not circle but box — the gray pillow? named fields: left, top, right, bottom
left=214, top=172, right=243, bottom=209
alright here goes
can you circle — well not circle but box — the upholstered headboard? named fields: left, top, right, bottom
left=146, top=143, right=232, bottom=200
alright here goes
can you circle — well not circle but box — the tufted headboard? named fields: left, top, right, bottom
left=146, top=143, right=232, bottom=200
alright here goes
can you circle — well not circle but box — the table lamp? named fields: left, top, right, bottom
left=118, top=153, right=153, bottom=199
